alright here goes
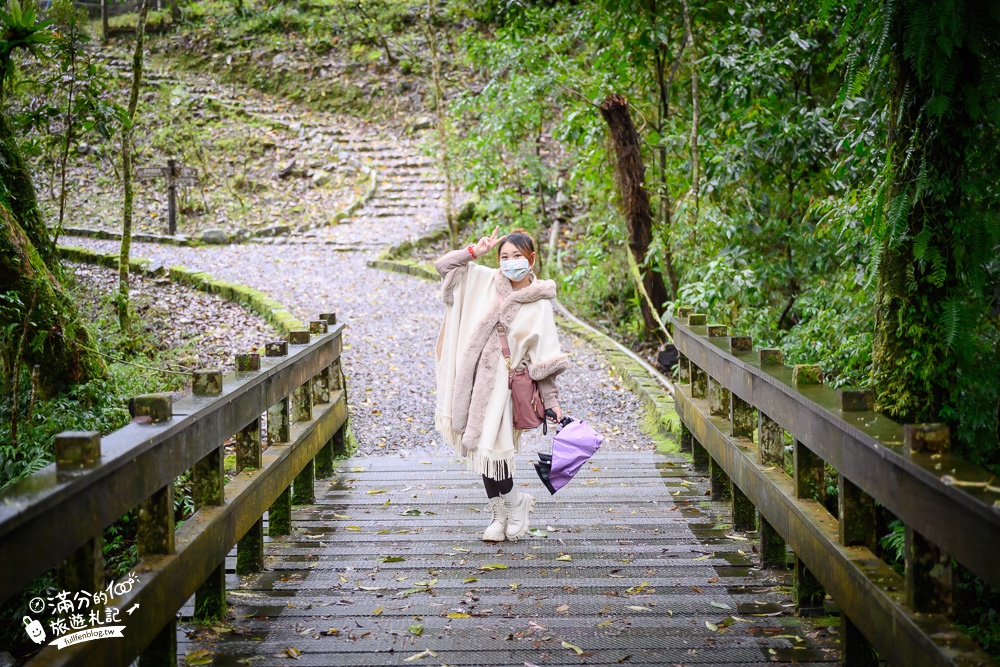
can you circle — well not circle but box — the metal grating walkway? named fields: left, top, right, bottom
left=180, top=451, right=841, bottom=666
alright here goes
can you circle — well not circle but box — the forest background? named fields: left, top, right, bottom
left=1, top=0, right=999, bottom=657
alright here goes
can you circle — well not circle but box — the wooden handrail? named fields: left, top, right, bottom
left=671, top=315, right=1000, bottom=667
left=0, top=319, right=349, bottom=666
left=673, top=318, right=1000, bottom=588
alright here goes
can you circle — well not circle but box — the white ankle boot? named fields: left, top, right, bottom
left=482, top=496, right=507, bottom=542
left=502, top=490, right=535, bottom=541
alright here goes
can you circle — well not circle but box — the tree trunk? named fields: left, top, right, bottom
left=599, top=93, right=671, bottom=339
left=424, top=1, right=456, bottom=248
left=870, top=6, right=980, bottom=430
left=119, top=0, right=150, bottom=332
left=682, top=0, right=701, bottom=222
left=652, top=42, right=680, bottom=301
left=101, top=0, right=109, bottom=44
left=0, top=201, right=106, bottom=399
left=0, top=115, right=55, bottom=266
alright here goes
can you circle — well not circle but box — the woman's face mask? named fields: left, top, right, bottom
left=500, top=257, right=531, bottom=281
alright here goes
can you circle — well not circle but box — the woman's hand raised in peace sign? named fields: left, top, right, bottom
left=473, top=226, right=506, bottom=258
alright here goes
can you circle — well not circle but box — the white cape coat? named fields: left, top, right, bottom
left=434, top=252, right=568, bottom=479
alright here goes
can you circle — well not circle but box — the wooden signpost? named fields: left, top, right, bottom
left=136, top=159, right=199, bottom=235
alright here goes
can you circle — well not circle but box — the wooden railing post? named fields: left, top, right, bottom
left=191, top=371, right=226, bottom=620
left=290, top=330, right=316, bottom=504
left=54, top=432, right=104, bottom=595
left=312, top=319, right=336, bottom=478
left=234, top=354, right=264, bottom=576
left=757, top=349, right=784, bottom=466
left=758, top=411, right=784, bottom=467
left=842, top=616, right=878, bottom=667
left=794, top=439, right=824, bottom=502
left=133, top=396, right=176, bottom=667
left=838, top=476, right=876, bottom=551
left=904, top=424, right=954, bottom=614
left=730, top=396, right=755, bottom=439
left=677, top=352, right=690, bottom=384
left=709, top=457, right=731, bottom=501
left=690, top=363, right=707, bottom=399
left=731, top=483, right=756, bottom=532
left=794, top=556, right=824, bottom=613
left=264, top=341, right=292, bottom=537
left=758, top=514, right=786, bottom=569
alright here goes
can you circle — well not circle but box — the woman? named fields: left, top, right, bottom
left=435, top=227, right=568, bottom=542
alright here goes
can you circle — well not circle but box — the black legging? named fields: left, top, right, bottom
left=483, top=474, right=514, bottom=498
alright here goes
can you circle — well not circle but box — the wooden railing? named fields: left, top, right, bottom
left=670, top=311, right=1000, bottom=667
left=0, top=314, right=348, bottom=667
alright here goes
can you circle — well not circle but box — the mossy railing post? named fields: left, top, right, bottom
left=132, top=394, right=177, bottom=667
left=265, top=341, right=292, bottom=537
left=326, top=336, right=349, bottom=458
left=234, top=353, right=264, bottom=575
left=289, top=330, right=316, bottom=505
left=311, top=318, right=335, bottom=478
left=834, top=387, right=879, bottom=661
left=705, top=326, right=732, bottom=501
left=727, top=339, right=757, bottom=532
left=754, top=348, right=786, bottom=569
left=903, top=424, right=954, bottom=615
left=54, top=432, right=104, bottom=595
left=192, top=369, right=226, bottom=620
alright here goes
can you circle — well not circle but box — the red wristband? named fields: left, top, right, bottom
left=467, top=245, right=477, bottom=259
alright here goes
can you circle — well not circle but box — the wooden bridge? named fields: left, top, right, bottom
left=2, top=311, right=998, bottom=666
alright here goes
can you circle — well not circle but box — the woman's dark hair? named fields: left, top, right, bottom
left=498, top=229, right=536, bottom=258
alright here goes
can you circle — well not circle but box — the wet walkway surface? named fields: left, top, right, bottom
left=179, top=453, right=838, bottom=666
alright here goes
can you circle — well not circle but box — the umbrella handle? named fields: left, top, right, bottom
left=546, top=408, right=574, bottom=427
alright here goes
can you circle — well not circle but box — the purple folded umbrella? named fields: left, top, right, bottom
left=534, top=419, right=603, bottom=494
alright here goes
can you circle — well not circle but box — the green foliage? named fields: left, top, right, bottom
left=0, top=0, right=52, bottom=98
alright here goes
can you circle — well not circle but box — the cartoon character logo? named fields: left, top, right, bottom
left=23, top=616, right=46, bottom=644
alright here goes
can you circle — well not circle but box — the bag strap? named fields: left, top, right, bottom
left=496, top=290, right=512, bottom=370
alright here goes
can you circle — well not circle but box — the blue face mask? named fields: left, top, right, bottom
left=500, top=257, right=531, bottom=282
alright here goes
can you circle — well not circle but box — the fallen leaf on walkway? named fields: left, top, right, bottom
left=447, top=612, right=471, bottom=619
left=380, top=556, right=405, bottom=563
left=706, top=622, right=718, bottom=632
left=479, top=563, right=508, bottom=571
left=280, top=646, right=301, bottom=658
left=403, top=648, right=437, bottom=661
left=463, top=577, right=478, bottom=583
left=710, top=601, right=731, bottom=610
left=528, top=528, right=548, bottom=538
left=556, top=604, right=569, bottom=613
left=596, top=620, right=615, bottom=627
left=372, top=606, right=383, bottom=615
left=345, top=526, right=361, bottom=531
left=452, top=546, right=470, bottom=552
left=692, top=586, right=704, bottom=593
left=626, top=605, right=651, bottom=611
left=708, top=576, right=719, bottom=583
left=561, top=641, right=584, bottom=655
left=185, top=650, right=213, bottom=666
left=625, top=582, right=649, bottom=595
left=556, top=554, right=572, bottom=562
left=724, top=533, right=749, bottom=541
left=408, top=623, right=423, bottom=636
left=357, top=584, right=384, bottom=591
left=368, top=489, right=388, bottom=495
left=693, top=554, right=713, bottom=561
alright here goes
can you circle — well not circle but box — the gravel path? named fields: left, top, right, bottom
left=67, top=236, right=655, bottom=460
